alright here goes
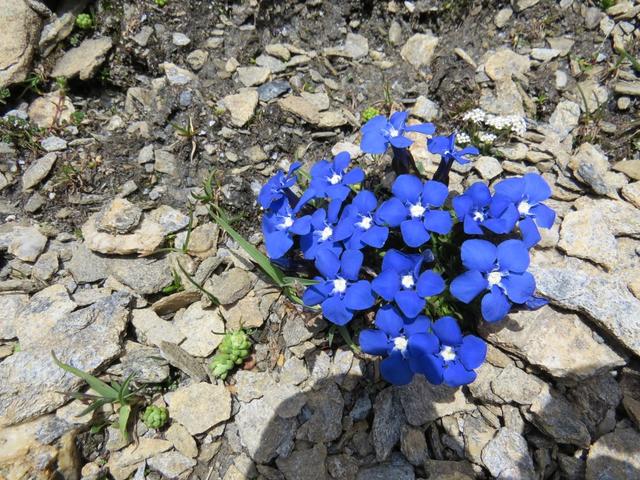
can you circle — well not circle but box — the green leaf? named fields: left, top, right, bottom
left=118, top=404, right=131, bottom=443
left=52, top=351, right=118, bottom=399
left=211, top=208, right=287, bottom=287
left=284, top=276, right=319, bottom=286
left=77, top=398, right=111, bottom=418
left=176, top=260, right=220, bottom=306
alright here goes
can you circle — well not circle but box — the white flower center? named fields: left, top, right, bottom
left=387, top=126, right=400, bottom=137
left=328, top=172, right=342, bottom=185
left=409, top=203, right=426, bottom=218
left=440, top=345, right=456, bottom=362
left=356, top=215, right=373, bottom=230
left=518, top=201, right=531, bottom=217
left=472, top=210, right=485, bottom=222
left=401, top=274, right=415, bottom=289
left=393, top=336, right=408, bottom=353
left=332, top=278, right=347, bottom=294
left=487, top=271, right=503, bottom=287
left=279, top=216, right=294, bottom=229
left=320, top=226, right=333, bottom=242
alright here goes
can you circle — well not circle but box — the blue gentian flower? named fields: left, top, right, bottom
left=372, top=249, right=445, bottom=318
left=360, top=111, right=435, bottom=154
left=414, top=316, right=487, bottom=387
left=493, top=173, right=556, bottom=248
left=452, top=182, right=515, bottom=235
left=427, top=134, right=479, bottom=165
left=258, top=161, right=301, bottom=210
left=333, top=190, right=389, bottom=250
left=303, top=249, right=375, bottom=325
left=359, top=305, right=438, bottom=385
left=450, top=239, right=536, bottom=322
left=299, top=208, right=342, bottom=260
left=262, top=201, right=312, bottom=259
left=376, top=174, right=452, bottom=247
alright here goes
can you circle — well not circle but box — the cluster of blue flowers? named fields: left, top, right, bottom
left=259, top=112, right=555, bottom=387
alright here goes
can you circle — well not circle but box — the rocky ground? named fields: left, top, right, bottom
left=1, top=0, right=640, bottom=479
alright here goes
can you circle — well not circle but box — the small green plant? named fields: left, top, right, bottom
left=52, top=352, right=142, bottom=443
left=0, top=87, right=10, bottom=105
left=70, top=111, right=86, bottom=126
left=75, top=13, right=94, bottom=30
left=600, top=0, right=616, bottom=9
left=155, top=0, right=168, bottom=6
left=141, top=405, right=169, bottom=429
left=209, top=330, right=252, bottom=380
left=361, top=106, right=381, bottom=123
left=0, top=117, right=43, bottom=153
left=161, top=270, right=184, bottom=295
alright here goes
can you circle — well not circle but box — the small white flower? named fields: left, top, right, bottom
left=478, top=132, right=497, bottom=143
left=456, top=133, right=471, bottom=144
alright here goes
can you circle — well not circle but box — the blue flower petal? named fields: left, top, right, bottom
left=360, top=132, right=388, bottom=154
left=376, top=197, right=407, bottom=227
left=497, top=239, right=530, bottom=273
left=401, top=219, right=430, bottom=247
left=361, top=225, right=388, bottom=248
left=416, top=270, right=445, bottom=297
left=361, top=115, right=388, bottom=133
left=372, top=270, right=400, bottom=301
left=344, top=280, right=375, bottom=310
left=265, top=230, right=293, bottom=259
left=408, top=332, right=439, bottom=355
left=315, top=249, right=341, bottom=279
left=359, top=329, right=390, bottom=356
left=427, top=135, right=453, bottom=156
left=302, top=280, right=331, bottom=306
left=458, top=335, right=487, bottom=370
left=353, top=190, right=377, bottom=213
left=321, top=295, right=353, bottom=325
left=343, top=167, right=365, bottom=185
left=463, top=215, right=484, bottom=235
left=375, top=304, right=404, bottom=337
left=523, top=173, right=551, bottom=203
left=289, top=215, right=312, bottom=235
left=481, top=286, right=511, bottom=322
left=450, top=270, right=488, bottom=303
left=432, top=316, right=463, bottom=346
left=392, top=174, right=423, bottom=204
left=333, top=151, right=351, bottom=172
left=519, top=216, right=541, bottom=248
left=422, top=181, right=449, bottom=207
left=467, top=182, right=491, bottom=205
left=404, top=316, right=431, bottom=336
left=405, top=123, right=435, bottom=135
left=381, top=249, right=416, bottom=273
left=482, top=217, right=511, bottom=235
left=310, top=159, right=332, bottom=180
left=461, top=239, right=497, bottom=272
left=494, top=177, right=525, bottom=203
left=413, top=354, right=444, bottom=385
left=443, top=361, right=476, bottom=387
left=453, top=194, right=473, bottom=219
left=340, top=249, right=364, bottom=281
left=423, top=210, right=452, bottom=235
left=530, top=203, right=555, bottom=229
left=502, top=271, right=536, bottom=304
left=389, top=111, right=408, bottom=130
left=380, top=351, right=414, bottom=385
left=395, top=289, right=425, bottom=318
left=389, top=135, right=413, bottom=148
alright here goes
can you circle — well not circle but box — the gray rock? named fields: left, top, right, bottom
left=206, top=268, right=255, bottom=304
left=108, top=256, right=172, bottom=295
left=371, top=387, right=405, bottom=461
left=531, top=255, right=640, bottom=356
left=559, top=207, right=617, bottom=270
left=481, top=428, right=534, bottom=480
left=158, top=341, right=208, bottom=381
left=480, top=308, right=624, bottom=380
left=410, top=96, right=440, bottom=122
left=95, top=199, right=143, bottom=235
left=165, top=423, right=198, bottom=458
left=282, top=313, right=327, bottom=347
left=400, top=425, right=428, bottom=466
left=132, top=308, right=185, bottom=347
left=32, top=250, right=59, bottom=281
left=256, top=54, right=286, bottom=74
left=474, top=156, right=503, bottom=180
left=350, top=393, right=372, bottom=421
left=463, top=413, right=497, bottom=465
left=147, top=205, right=189, bottom=235
left=421, top=460, right=475, bottom=479
left=148, top=451, right=196, bottom=479
left=276, top=444, right=327, bottom=480
left=67, top=243, right=109, bottom=283
left=295, top=380, right=339, bottom=439
left=388, top=21, right=402, bottom=45
left=491, top=364, right=544, bottom=404
left=327, top=454, right=359, bottom=480
left=356, top=453, right=415, bottom=480
left=568, top=374, right=622, bottom=437
left=397, top=375, right=474, bottom=426
left=0, top=224, right=48, bottom=262
left=620, top=368, right=640, bottom=429
left=400, top=33, right=439, bottom=69
left=237, top=66, right=271, bottom=87
left=154, top=149, right=178, bottom=176
left=51, top=37, right=113, bottom=80
left=586, top=427, right=640, bottom=480
left=512, top=0, right=540, bottom=11
left=0, top=292, right=131, bottom=426
left=549, top=100, right=581, bottom=138
left=222, top=88, right=259, bottom=127
left=107, top=341, right=169, bottom=384
left=0, top=293, right=28, bottom=339
left=279, top=356, right=309, bottom=385
left=171, top=32, right=191, bottom=46
left=529, top=387, right=591, bottom=447
left=168, top=382, right=231, bottom=435
left=343, top=33, right=369, bottom=59
left=0, top=0, right=43, bottom=88
left=22, top=153, right=57, bottom=191
left=161, top=62, right=195, bottom=85
left=174, top=302, right=224, bottom=357
left=24, top=192, right=46, bottom=213
left=258, top=80, right=291, bottom=102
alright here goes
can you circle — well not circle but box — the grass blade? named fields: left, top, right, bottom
left=176, top=260, right=220, bottom=306
left=52, top=351, right=118, bottom=399
left=77, top=398, right=111, bottom=418
left=118, top=404, right=131, bottom=442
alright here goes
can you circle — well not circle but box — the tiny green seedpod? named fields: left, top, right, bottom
left=142, top=405, right=169, bottom=429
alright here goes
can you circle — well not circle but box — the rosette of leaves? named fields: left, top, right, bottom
left=75, top=13, right=93, bottom=30
left=209, top=330, right=252, bottom=380
left=52, top=352, right=141, bottom=442
left=142, top=405, right=169, bottom=429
